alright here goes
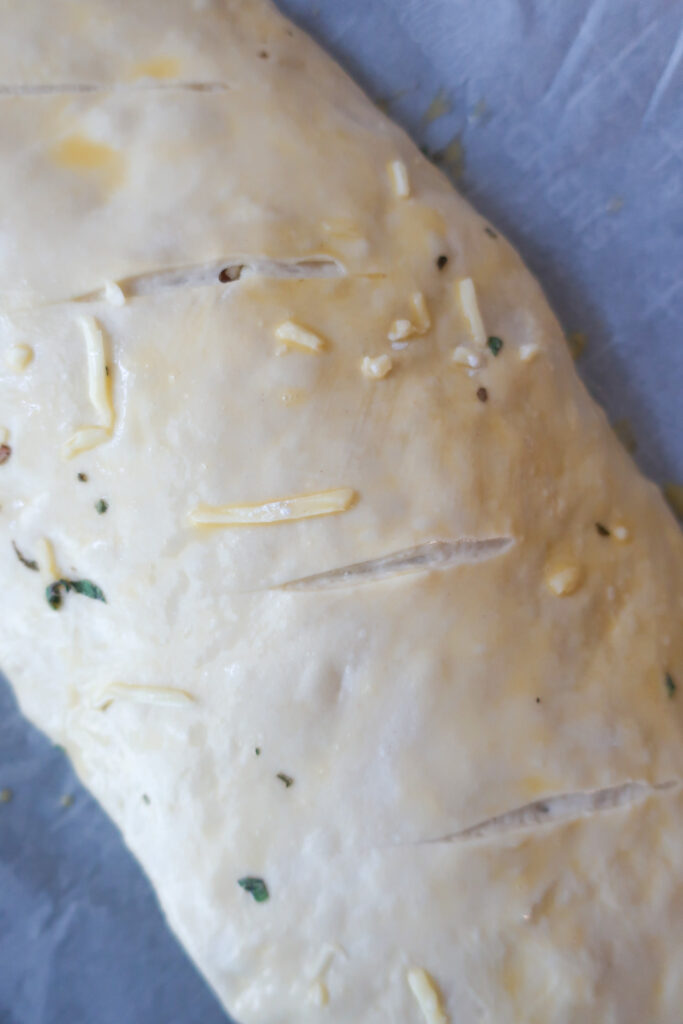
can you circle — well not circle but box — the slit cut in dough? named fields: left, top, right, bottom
left=278, top=537, right=514, bottom=590
left=421, top=781, right=679, bottom=845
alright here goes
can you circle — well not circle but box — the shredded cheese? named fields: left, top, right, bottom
left=104, top=280, right=126, bottom=306
left=189, top=488, right=356, bottom=526
left=81, top=317, right=113, bottom=428
left=546, top=564, right=582, bottom=597
left=519, top=342, right=540, bottom=362
left=63, top=318, right=115, bottom=459
left=407, top=968, right=449, bottom=1024
left=452, top=345, right=484, bottom=369
left=275, top=321, right=326, bottom=353
left=411, top=292, right=431, bottom=332
left=388, top=318, right=416, bottom=343
left=455, top=277, right=486, bottom=347
left=95, top=683, right=197, bottom=710
left=361, top=354, right=393, bottom=380
left=388, top=159, right=410, bottom=198
left=5, top=344, right=34, bottom=373
left=36, top=537, right=58, bottom=584
left=308, top=981, right=329, bottom=1007
left=62, top=426, right=110, bottom=460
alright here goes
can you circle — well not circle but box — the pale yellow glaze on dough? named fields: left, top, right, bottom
left=0, top=2, right=681, bottom=1023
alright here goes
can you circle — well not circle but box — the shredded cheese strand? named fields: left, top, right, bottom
left=189, top=488, right=356, bottom=526
left=62, top=426, right=110, bottom=460
left=455, top=277, right=486, bottom=347
left=95, top=683, right=196, bottom=709
left=81, top=316, right=113, bottom=428
left=407, top=968, right=449, bottom=1024
left=275, top=321, right=326, bottom=353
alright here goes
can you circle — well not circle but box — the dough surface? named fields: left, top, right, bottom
left=0, top=2, right=681, bottom=1022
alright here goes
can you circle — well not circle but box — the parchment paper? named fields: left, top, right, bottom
left=1, top=1, right=681, bottom=1021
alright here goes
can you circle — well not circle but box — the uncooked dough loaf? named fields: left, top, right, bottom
left=1, top=2, right=682, bottom=1022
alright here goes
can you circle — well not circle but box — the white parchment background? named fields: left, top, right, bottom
left=1, top=2, right=681, bottom=1022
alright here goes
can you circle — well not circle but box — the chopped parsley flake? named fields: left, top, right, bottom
left=487, top=336, right=504, bottom=356
left=0, top=788, right=12, bottom=804
left=142, top=794, right=151, bottom=805
left=484, top=226, right=498, bottom=239
left=255, top=747, right=261, bottom=756
left=665, top=673, right=677, bottom=699
left=595, top=523, right=611, bottom=537
left=12, top=540, right=39, bottom=572
left=276, top=773, right=294, bottom=788
left=95, top=499, right=109, bottom=515
left=238, top=876, right=269, bottom=903
left=46, top=578, right=107, bottom=610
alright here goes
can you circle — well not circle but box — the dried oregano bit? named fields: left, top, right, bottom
left=46, top=578, right=107, bottom=610
left=276, top=773, right=294, bottom=788
left=77, top=472, right=88, bottom=482
left=487, top=336, right=504, bottom=356
left=95, top=498, right=109, bottom=515
left=12, top=540, right=39, bottom=572
left=238, top=877, right=269, bottom=903
left=595, top=523, right=611, bottom=537
left=436, top=254, right=448, bottom=270
left=665, top=673, right=677, bottom=699
left=484, top=226, right=498, bottom=239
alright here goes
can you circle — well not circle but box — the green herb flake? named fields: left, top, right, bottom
left=142, top=794, right=151, bottom=805
left=484, top=226, right=498, bottom=239
left=595, top=523, right=611, bottom=537
left=238, top=876, right=269, bottom=903
left=665, top=673, right=677, bottom=699
left=0, top=788, right=12, bottom=804
left=60, top=794, right=74, bottom=808
left=255, top=747, right=261, bottom=756
left=12, top=540, right=39, bottom=572
left=276, top=772, right=294, bottom=788
left=95, top=499, right=109, bottom=515
left=46, top=578, right=107, bottom=610
left=487, top=336, right=504, bottom=356
left=436, top=254, right=448, bottom=270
